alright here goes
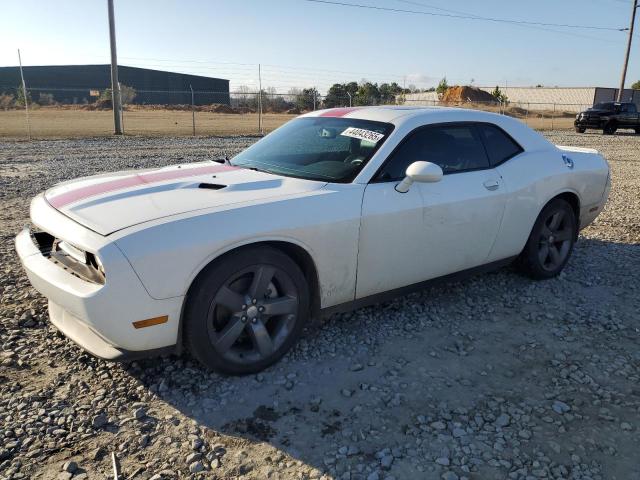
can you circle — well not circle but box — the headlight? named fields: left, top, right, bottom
left=91, top=253, right=106, bottom=277
left=58, top=241, right=87, bottom=264
left=52, top=240, right=105, bottom=284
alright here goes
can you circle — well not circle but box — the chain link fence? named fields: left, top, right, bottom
left=0, top=85, right=594, bottom=139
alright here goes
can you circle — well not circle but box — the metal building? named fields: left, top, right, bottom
left=0, top=64, right=230, bottom=105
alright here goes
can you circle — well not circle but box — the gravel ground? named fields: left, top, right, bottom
left=0, top=131, right=639, bottom=480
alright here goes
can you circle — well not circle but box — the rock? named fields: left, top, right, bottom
left=436, top=457, right=450, bottom=466
left=552, top=400, right=571, bottom=414
left=92, top=414, right=108, bottom=428
left=380, top=455, right=393, bottom=469
left=518, top=429, right=532, bottom=440
left=186, top=452, right=202, bottom=463
left=431, top=421, right=447, bottom=430
left=189, top=461, right=205, bottom=473
left=495, top=413, right=511, bottom=427
left=61, top=461, right=78, bottom=473
left=441, top=472, right=459, bottom=480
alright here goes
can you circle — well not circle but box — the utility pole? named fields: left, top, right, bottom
left=617, top=0, right=638, bottom=102
left=258, top=64, right=263, bottom=135
left=17, top=49, right=31, bottom=140
left=107, top=0, right=123, bottom=134
left=190, top=85, right=195, bottom=136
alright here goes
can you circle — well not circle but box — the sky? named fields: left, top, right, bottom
left=1, top=0, right=638, bottom=93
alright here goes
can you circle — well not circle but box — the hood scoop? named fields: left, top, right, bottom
left=198, top=183, right=226, bottom=190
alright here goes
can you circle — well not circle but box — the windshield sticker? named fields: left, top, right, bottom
left=340, top=127, right=385, bottom=143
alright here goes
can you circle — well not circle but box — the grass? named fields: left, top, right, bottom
left=0, top=107, right=575, bottom=140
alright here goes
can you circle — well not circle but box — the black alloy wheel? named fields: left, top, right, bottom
left=518, top=199, right=577, bottom=280
left=184, top=246, right=309, bottom=375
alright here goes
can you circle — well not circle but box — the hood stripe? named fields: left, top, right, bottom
left=48, top=164, right=239, bottom=209
left=318, top=107, right=362, bottom=117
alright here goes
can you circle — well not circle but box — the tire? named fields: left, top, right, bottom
left=518, top=199, right=577, bottom=280
left=575, top=127, right=586, bottom=133
left=635, top=128, right=640, bottom=135
left=603, top=122, right=617, bottom=135
left=183, top=246, right=309, bottom=375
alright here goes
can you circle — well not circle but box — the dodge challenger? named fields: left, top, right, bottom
left=16, top=107, right=611, bottom=374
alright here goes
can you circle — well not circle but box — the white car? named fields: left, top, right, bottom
left=16, top=107, right=610, bottom=374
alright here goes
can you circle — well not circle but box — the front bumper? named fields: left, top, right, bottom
left=15, top=206, right=184, bottom=360
left=574, top=118, right=603, bottom=129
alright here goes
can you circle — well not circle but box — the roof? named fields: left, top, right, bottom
left=302, top=105, right=505, bottom=124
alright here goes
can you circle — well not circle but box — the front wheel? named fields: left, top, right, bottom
left=603, top=123, right=617, bottom=135
left=635, top=128, right=640, bottom=135
left=575, top=127, right=586, bottom=133
left=518, top=199, right=577, bottom=280
left=183, top=246, right=309, bottom=375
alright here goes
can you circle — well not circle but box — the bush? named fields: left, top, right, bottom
left=99, top=84, right=136, bottom=105
left=436, top=77, right=449, bottom=97
left=0, top=93, right=15, bottom=110
left=632, top=80, right=640, bottom=90
left=15, top=86, right=31, bottom=107
left=491, top=85, right=508, bottom=103
left=37, top=93, right=56, bottom=106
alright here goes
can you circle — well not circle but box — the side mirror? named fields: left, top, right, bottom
left=395, top=161, right=443, bottom=193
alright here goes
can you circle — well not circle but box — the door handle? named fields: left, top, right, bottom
left=483, top=179, right=500, bottom=191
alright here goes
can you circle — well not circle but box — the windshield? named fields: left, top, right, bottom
left=232, top=117, right=394, bottom=182
left=592, top=102, right=617, bottom=111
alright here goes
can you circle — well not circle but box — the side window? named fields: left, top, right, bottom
left=376, top=124, right=490, bottom=181
left=477, top=124, right=523, bottom=166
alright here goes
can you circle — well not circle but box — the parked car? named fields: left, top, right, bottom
left=16, top=107, right=611, bottom=374
left=574, top=101, right=640, bottom=135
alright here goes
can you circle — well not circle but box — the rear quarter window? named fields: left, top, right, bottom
left=478, top=124, right=524, bottom=166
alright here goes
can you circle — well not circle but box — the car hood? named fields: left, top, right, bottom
left=44, top=162, right=326, bottom=235
left=583, top=109, right=611, bottom=115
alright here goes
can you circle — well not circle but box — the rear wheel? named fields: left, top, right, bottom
left=183, top=246, right=309, bottom=375
left=518, top=199, right=577, bottom=280
left=635, top=128, right=640, bottom=135
left=603, top=122, right=617, bottom=135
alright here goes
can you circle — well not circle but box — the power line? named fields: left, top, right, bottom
left=391, top=0, right=624, bottom=44
left=303, top=0, right=629, bottom=31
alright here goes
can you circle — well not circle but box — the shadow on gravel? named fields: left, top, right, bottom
left=122, top=237, right=640, bottom=478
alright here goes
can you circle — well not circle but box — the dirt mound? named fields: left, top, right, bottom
left=442, top=86, right=496, bottom=104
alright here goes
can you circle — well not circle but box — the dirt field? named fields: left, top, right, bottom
left=0, top=108, right=575, bottom=139
left=0, top=109, right=297, bottom=138
left=0, top=131, right=639, bottom=480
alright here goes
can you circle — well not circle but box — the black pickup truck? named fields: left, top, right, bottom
left=574, top=101, right=640, bottom=135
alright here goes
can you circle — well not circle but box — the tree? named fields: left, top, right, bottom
left=323, top=82, right=359, bottom=108
left=356, top=81, right=380, bottom=106
left=436, top=77, right=449, bottom=96
left=491, top=85, right=508, bottom=103
left=296, top=87, right=320, bottom=111
left=324, top=83, right=349, bottom=108
left=379, top=82, right=404, bottom=104
left=15, top=85, right=31, bottom=106
left=99, top=84, right=136, bottom=105
left=632, top=80, right=640, bottom=90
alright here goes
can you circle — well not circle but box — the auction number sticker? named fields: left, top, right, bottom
left=340, top=127, right=385, bottom=143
